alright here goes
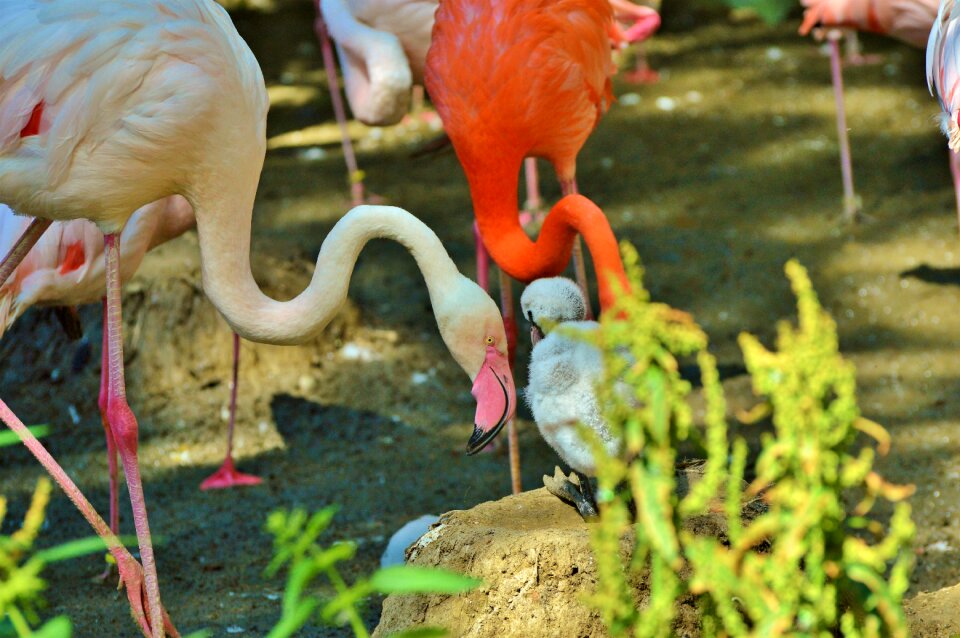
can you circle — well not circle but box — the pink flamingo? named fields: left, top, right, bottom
left=0, top=198, right=190, bottom=542
left=799, top=0, right=939, bottom=223
left=927, top=0, right=960, bottom=227
left=0, top=1, right=514, bottom=635
left=610, top=0, right=663, bottom=83
left=0, top=199, right=260, bottom=517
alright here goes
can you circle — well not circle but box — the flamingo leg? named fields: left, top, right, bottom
left=498, top=269, right=522, bottom=495
left=101, top=233, right=166, bottom=638
left=0, top=218, right=52, bottom=287
left=625, top=43, right=660, bottom=84
left=826, top=31, right=861, bottom=224
left=200, top=332, right=263, bottom=490
left=559, top=178, right=595, bottom=320
left=98, top=298, right=120, bottom=537
left=842, top=29, right=883, bottom=66
left=523, top=157, right=542, bottom=214
left=0, top=398, right=179, bottom=638
left=473, top=221, right=490, bottom=293
left=315, top=5, right=365, bottom=207
left=94, top=298, right=121, bottom=582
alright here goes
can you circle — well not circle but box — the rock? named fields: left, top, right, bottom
left=373, top=462, right=765, bottom=638
left=380, top=514, right=441, bottom=568
left=905, top=582, right=960, bottom=637
left=373, top=489, right=610, bottom=638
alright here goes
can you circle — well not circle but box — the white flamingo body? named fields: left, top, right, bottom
left=521, top=277, right=619, bottom=476
left=0, top=2, right=514, bottom=635
left=0, top=0, right=268, bottom=233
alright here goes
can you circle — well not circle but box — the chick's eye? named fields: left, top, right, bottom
left=485, top=336, right=495, bottom=345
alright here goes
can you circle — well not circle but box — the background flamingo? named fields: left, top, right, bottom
left=314, top=0, right=660, bottom=210
left=0, top=198, right=260, bottom=511
left=0, top=1, right=516, bottom=633
left=611, top=0, right=663, bottom=83
left=798, top=0, right=939, bottom=223
left=927, top=0, right=960, bottom=153
left=425, top=0, right=635, bottom=494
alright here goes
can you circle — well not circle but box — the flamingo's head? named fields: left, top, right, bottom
left=520, top=277, right=588, bottom=346
left=434, top=275, right=516, bottom=455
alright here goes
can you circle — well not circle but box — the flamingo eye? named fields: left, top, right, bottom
left=485, top=336, right=495, bottom=345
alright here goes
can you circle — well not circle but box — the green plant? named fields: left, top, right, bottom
left=1, top=478, right=78, bottom=638
left=264, top=505, right=480, bottom=638
left=585, top=247, right=915, bottom=637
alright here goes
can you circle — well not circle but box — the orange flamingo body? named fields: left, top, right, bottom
left=425, top=0, right=629, bottom=312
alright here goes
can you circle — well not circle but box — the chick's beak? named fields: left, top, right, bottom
left=466, top=345, right=516, bottom=455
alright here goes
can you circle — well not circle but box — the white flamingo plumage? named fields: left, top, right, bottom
left=927, top=0, right=960, bottom=229
left=0, top=1, right=515, bottom=635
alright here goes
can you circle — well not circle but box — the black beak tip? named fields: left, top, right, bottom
left=465, top=420, right=506, bottom=456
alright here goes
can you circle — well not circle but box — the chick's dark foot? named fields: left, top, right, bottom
left=543, top=466, right=598, bottom=521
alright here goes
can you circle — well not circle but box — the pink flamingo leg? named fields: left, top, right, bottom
left=522, top=157, right=543, bottom=214
left=0, top=399, right=179, bottom=638
left=843, top=30, right=883, bottom=66
left=625, top=43, right=660, bottom=84
left=497, top=269, right=522, bottom=495
left=315, top=4, right=365, bottom=207
left=98, top=299, right=120, bottom=536
left=200, top=332, right=263, bottom=490
left=94, top=298, right=121, bottom=582
left=560, top=178, right=595, bottom=320
left=827, top=31, right=861, bottom=224
left=101, top=233, right=165, bottom=638
left=473, top=221, right=490, bottom=293
left=949, top=148, right=960, bottom=236
left=474, top=221, right=521, bottom=491
left=0, top=218, right=52, bottom=287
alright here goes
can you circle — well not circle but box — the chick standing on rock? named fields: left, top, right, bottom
left=521, top=277, right=622, bottom=520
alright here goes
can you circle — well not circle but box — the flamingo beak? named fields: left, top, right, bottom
left=466, top=345, right=516, bottom=455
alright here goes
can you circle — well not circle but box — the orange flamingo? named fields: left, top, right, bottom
left=425, top=0, right=632, bottom=493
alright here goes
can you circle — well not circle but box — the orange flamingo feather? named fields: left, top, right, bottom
left=425, top=0, right=630, bottom=312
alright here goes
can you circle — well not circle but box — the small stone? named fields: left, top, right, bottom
left=655, top=96, right=676, bottom=112
left=298, top=374, right=317, bottom=393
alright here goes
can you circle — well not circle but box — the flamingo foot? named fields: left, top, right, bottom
left=845, top=52, right=883, bottom=66
left=543, top=466, right=598, bottom=521
left=94, top=554, right=118, bottom=584
left=200, top=457, right=263, bottom=490
left=116, top=553, right=180, bottom=638
left=624, top=67, right=660, bottom=84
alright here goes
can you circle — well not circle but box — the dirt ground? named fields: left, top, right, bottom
left=3, top=1, right=960, bottom=636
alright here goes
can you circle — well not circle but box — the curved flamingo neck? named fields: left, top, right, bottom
left=192, top=181, right=461, bottom=345
left=465, top=155, right=629, bottom=312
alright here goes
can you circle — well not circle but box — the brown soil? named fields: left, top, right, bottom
left=3, top=1, right=960, bottom=636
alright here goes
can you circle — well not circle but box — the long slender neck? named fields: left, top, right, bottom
left=191, top=172, right=460, bottom=344
left=467, top=155, right=630, bottom=312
